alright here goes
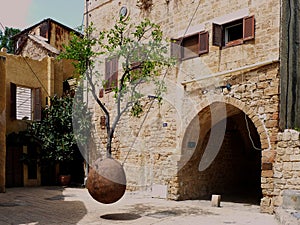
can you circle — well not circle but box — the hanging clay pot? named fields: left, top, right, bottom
left=86, top=157, right=126, bottom=204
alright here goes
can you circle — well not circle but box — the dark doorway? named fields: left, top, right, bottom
left=178, top=103, right=262, bottom=205
left=6, top=146, right=23, bottom=187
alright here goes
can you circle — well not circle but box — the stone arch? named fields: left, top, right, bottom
left=175, top=96, right=265, bottom=204
left=179, top=95, right=269, bottom=155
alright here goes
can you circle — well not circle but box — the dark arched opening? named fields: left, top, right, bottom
left=177, top=103, right=262, bottom=204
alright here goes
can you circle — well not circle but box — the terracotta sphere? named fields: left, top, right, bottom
left=86, top=157, right=126, bottom=204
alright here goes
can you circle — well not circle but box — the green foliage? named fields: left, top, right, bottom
left=59, top=17, right=174, bottom=154
left=0, top=27, right=20, bottom=53
left=26, top=95, right=92, bottom=164
left=58, top=25, right=102, bottom=77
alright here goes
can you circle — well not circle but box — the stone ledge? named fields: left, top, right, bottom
left=275, top=208, right=300, bottom=225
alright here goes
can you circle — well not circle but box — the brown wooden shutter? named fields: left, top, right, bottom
left=33, top=88, right=41, bottom=121
left=170, top=39, right=182, bottom=60
left=105, top=58, right=111, bottom=91
left=199, top=31, right=209, bottom=55
left=105, top=57, right=118, bottom=91
left=243, top=16, right=255, bottom=41
left=212, top=23, right=223, bottom=47
left=10, top=83, right=16, bottom=119
left=111, top=57, right=118, bottom=89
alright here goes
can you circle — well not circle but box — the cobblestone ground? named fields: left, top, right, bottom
left=0, top=187, right=278, bottom=225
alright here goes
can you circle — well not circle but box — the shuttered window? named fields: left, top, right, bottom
left=171, top=31, right=209, bottom=61
left=16, top=86, right=32, bottom=120
left=213, top=15, right=255, bottom=47
left=10, top=83, right=41, bottom=121
left=33, top=88, right=41, bottom=121
left=199, top=31, right=209, bottom=54
left=243, top=16, right=255, bottom=40
left=105, top=57, right=118, bottom=91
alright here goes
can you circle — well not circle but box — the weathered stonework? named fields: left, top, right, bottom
left=273, top=130, right=300, bottom=208
left=85, top=0, right=293, bottom=214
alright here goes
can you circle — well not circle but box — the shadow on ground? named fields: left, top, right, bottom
left=0, top=187, right=87, bottom=225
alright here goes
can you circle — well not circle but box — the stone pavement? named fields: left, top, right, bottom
left=0, top=187, right=279, bottom=225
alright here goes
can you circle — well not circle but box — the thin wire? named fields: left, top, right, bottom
left=22, top=56, right=50, bottom=96
left=244, top=112, right=263, bottom=151
left=0, top=22, right=5, bottom=31
left=178, top=0, right=201, bottom=46
left=0, top=19, right=54, bottom=97
left=122, top=99, right=155, bottom=166
left=122, top=1, right=202, bottom=165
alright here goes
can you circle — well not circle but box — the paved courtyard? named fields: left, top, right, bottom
left=0, top=187, right=278, bottom=225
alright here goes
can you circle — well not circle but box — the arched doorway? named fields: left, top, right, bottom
left=177, top=102, right=262, bottom=204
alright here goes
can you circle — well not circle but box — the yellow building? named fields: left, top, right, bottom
left=0, top=50, right=75, bottom=191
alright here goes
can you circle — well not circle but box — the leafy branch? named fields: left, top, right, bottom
left=60, top=17, right=174, bottom=157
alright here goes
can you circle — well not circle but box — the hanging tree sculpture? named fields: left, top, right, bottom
left=59, top=17, right=174, bottom=204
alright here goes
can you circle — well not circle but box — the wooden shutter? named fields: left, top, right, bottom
left=170, top=39, right=182, bottom=60
left=243, top=16, right=255, bottom=41
left=33, top=88, right=41, bottom=121
left=105, top=57, right=118, bottom=91
left=10, top=83, right=16, bottom=119
left=105, top=58, right=111, bottom=91
left=111, top=57, right=118, bottom=89
left=199, top=31, right=209, bottom=55
left=212, top=23, right=223, bottom=47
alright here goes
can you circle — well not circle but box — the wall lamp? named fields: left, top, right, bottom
left=216, top=83, right=232, bottom=91
left=148, top=95, right=159, bottom=99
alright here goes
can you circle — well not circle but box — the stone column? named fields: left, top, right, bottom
left=0, top=55, right=6, bottom=192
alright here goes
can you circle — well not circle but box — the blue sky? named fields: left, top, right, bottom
left=0, top=0, right=84, bottom=30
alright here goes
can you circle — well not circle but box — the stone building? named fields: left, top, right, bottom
left=11, top=18, right=82, bottom=60
left=85, top=0, right=300, bottom=213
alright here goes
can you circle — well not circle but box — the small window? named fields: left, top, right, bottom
left=10, top=83, right=41, bottom=121
left=171, top=31, right=209, bottom=61
left=213, top=16, right=255, bottom=48
left=104, top=57, right=118, bottom=92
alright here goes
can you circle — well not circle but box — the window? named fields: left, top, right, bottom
left=10, top=83, right=41, bottom=121
left=213, top=16, right=255, bottom=48
left=171, top=31, right=209, bottom=60
left=104, top=57, right=118, bottom=91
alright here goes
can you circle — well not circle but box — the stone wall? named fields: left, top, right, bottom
left=273, top=130, right=300, bottom=208
left=0, top=56, right=6, bottom=192
left=87, top=0, right=282, bottom=213
left=21, top=38, right=57, bottom=60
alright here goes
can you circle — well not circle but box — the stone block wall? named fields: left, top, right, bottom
left=86, top=0, right=282, bottom=213
left=273, top=130, right=300, bottom=208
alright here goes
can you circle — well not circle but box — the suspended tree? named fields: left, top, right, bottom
left=59, top=17, right=174, bottom=203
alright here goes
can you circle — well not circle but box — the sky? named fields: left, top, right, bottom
left=0, top=0, right=84, bottom=31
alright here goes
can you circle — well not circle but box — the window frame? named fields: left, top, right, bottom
left=104, top=56, right=118, bottom=92
left=171, top=31, right=209, bottom=61
left=10, top=83, right=41, bottom=121
left=212, top=15, right=255, bottom=48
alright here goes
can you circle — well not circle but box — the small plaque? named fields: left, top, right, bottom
left=188, top=141, right=196, bottom=148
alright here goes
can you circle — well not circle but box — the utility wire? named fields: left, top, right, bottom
left=122, top=0, right=202, bottom=165
left=0, top=22, right=5, bottom=31
left=22, top=56, right=50, bottom=96
left=0, top=19, right=51, bottom=97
